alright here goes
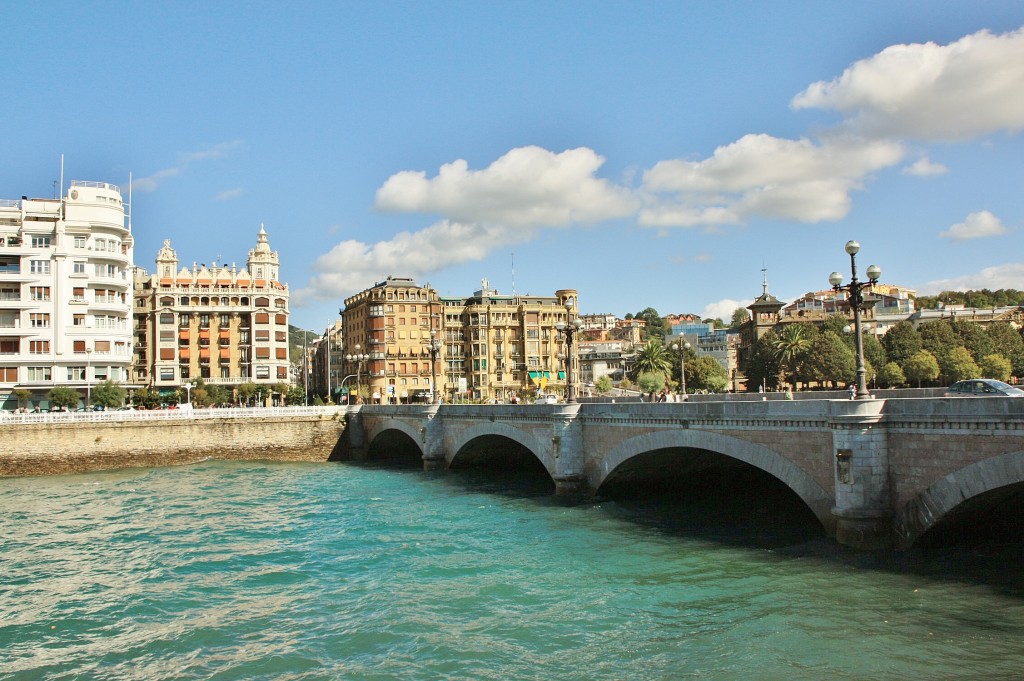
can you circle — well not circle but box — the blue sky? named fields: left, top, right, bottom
left=4, top=1, right=1024, bottom=332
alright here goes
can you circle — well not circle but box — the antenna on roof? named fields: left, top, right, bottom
left=761, top=266, right=769, bottom=296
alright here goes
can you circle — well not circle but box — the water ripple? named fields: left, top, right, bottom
left=2, top=461, right=1023, bottom=680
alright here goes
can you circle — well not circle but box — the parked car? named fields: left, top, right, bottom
left=944, top=379, right=1024, bottom=397
left=535, top=394, right=558, bottom=405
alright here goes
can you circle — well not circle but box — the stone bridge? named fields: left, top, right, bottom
left=337, top=398, right=1024, bottom=551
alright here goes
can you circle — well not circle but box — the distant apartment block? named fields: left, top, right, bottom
left=132, top=227, right=289, bottom=396
left=0, top=181, right=133, bottom=410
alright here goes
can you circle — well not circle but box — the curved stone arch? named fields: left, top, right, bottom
left=366, top=418, right=426, bottom=457
left=593, top=429, right=834, bottom=532
left=895, top=450, right=1024, bottom=550
left=448, top=421, right=554, bottom=475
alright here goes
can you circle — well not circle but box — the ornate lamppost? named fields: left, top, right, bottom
left=346, top=345, right=369, bottom=404
left=427, top=330, right=441, bottom=404
left=671, top=340, right=690, bottom=399
left=555, top=300, right=583, bottom=404
left=829, top=240, right=881, bottom=400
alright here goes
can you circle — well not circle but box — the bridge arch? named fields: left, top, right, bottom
left=365, top=418, right=426, bottom=464
left=592, top=429, right=834, bottom=532
left=896, top=450, right=1024, bottom=549
left=448, top=421, right=554, bottom=475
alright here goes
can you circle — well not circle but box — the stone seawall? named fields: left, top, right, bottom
left=0, top=414, right=347, bottom=477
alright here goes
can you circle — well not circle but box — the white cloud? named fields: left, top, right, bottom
left=215, top=188, right=244, bottom=201
left=919, top=263, right=1024, bottom=295
left=639, top=133, right=904, bottom=227
left=295, top=220, right=537, bottom=303
left=939, top=210, right=1009, bottom=240
left=792, top=26, right=1024, bottom=141
left=902, top=156, right=948, bottom=176
left=133, top=140, right=244, bottom=193
left=375, top=146, right=638, bottom=227
left=702, top=298, right=752, bottom=322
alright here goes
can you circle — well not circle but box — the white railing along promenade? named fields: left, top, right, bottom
left=0, top=405, right=344, bottom=426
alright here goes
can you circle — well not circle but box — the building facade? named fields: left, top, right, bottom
left=0, top=181, right=133, bottom=410
left=132, top=227, right=289, bottom=399
left=342, top=276, right=442, bottom=403
left=439, top=280, right=579, bottom=402
left=340, top=277, right=582, bottom=403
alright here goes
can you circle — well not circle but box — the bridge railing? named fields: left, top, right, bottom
left=0, top=405, right=344, bottom=425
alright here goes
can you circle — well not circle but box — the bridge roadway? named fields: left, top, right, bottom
left=337, top=397, right=1024, bottom=551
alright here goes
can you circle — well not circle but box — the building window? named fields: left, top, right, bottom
left=30, top=313, right=50, bottom=328
left=30, top=235, right=51, bottom=248
left=160, top=368, right=175, bottom=381
left=72, top=261, right=86, bottom=274
left=30, top=260, right=50, bottom=274
left=68, top=366, right=85, bottom=381
left=160, top=313, right=174, bottom=325
left=74, top=236, right=87, bottom=249
left=27, top=366, right=51, bottom=381
left=179, top=314, right=190, bottom=327
left=256, top=366, right=270, bottom=379
left=30, top=286, right=50, bottom=301
left=29, top=340, right=49, bottom=354
left=73, top=315, right=85, bottom=327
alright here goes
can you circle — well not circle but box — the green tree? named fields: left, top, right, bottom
left=634, top=340, right=672, bottom=380
left=877, top=362, right=906, bottom=388
left=903, top=350, right=940, bottom=388
left=594, top=375, right=613, bottom=394
left=730, top=307, right=750, bottom=328
left=273, top=381, right=291, bottom=406
left=741, top=330, right=783, bottom=392
left=986, top=322, right=1024, bottom=377
left=47, top=386, right=81, bottom=411
left=772, top=323, right=817, bottom=388
left=939, top=346, right=980, bottom=383
left=979, top=353, right=1012, bottom=382
left=237, top=382, right=259, bottom=406
left=285, top=384, right=306, bottom=405
left=805, top=331, right=856, bottom=388
left=883, top=320, right=922, bottom=365
left=206, top=383, right=230, bottom=406
left=918, top=320, right=961, bottom=360
left=636, top=371, right=666, bottom=395
left=686, top=356, right=729, bottom=392
left=950, top=320, right=993, bottom=363
left=14, top=388, right=31, bottom=411
left=92, top=380, right=127, bottom=409
left=633, top=308, right=666, bottom=341
left=862, top=334, right=887, bottom=376
left=134, top=387, right=162, bottom=410
left=821, top=313, right=851, bottom=339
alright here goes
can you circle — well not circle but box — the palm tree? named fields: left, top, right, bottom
left=772, top=324, right=815, bottom=388
left=634, top=340, right=672, bottom=380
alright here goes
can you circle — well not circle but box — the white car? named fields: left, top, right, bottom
left=535, top=394, right=558, bottom=405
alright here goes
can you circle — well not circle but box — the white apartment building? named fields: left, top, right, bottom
left=0, top=181, right=134, bottom=410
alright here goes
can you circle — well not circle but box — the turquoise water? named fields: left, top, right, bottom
left=2, top=460, right=1023, bottom=680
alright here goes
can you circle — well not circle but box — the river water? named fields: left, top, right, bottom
left=2, top=460, right=1022, bottom=680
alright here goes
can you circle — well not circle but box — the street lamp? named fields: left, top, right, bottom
left=829, top=240, right=881, bottom=400
left=427, top=329, right=441, bottom=404
left=85, top=348, right=92, bottom=409
left=671, top=340, right=691, bottom=399
left=184, top=381, right=195, bottom=405
left=555, top=300, right=584, bottom=404
left=346, top=344, right=369, bottom=404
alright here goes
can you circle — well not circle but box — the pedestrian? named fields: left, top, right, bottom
left=848, top=383, right=856, bottom=400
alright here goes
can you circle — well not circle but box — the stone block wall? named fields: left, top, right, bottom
left=0, top=415, right=347, bottom=477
